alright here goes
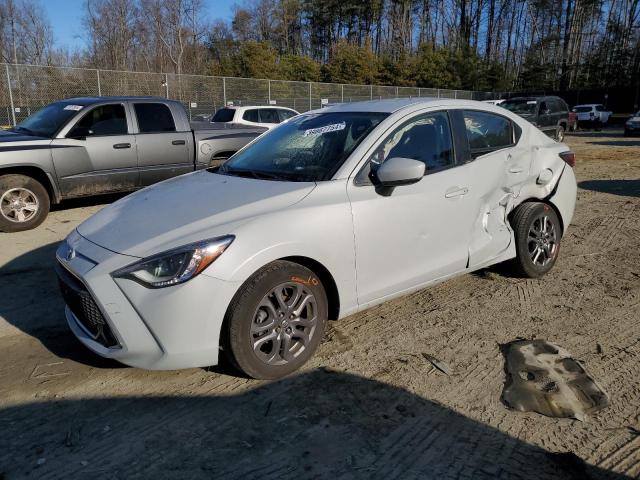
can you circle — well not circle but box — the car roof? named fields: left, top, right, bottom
left=228, top=105, right=296, bottom=111
left=574, top=104, right=602, bottom=107
left=504, top=96, right=564, bottom=102
left=314, top=97, right=498, bottom=114
left=57, top=96, right=169, bottom=106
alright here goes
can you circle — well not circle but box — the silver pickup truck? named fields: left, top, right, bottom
left=0, top=96, right=266, bottom=232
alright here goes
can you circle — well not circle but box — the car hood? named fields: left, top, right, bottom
left=0, top=129, right=49, bottom=143
left=77, top=170, right=316, bottom=258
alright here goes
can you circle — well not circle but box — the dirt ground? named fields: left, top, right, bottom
left=0, top=130, right=639, bottom=479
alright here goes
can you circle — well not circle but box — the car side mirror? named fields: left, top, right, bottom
left=67, top=127, right=90, bottom=140
left=370, top=157, right=425, bottom=195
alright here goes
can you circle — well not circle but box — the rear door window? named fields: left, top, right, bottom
left=134, top=103, right=176, bottom=133
left=259, top=109, right=280, bottom=124
left=242, top=109, right=259, bottom=123
left=278, top=109, right=297, bottom=122
left=462, top=110, right=514, bottom=157
left=68, top=104, right=128, bottom=137
left=211, top=108, right=236, bottom=123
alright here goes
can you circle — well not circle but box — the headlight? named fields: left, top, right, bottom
left=113, top=235, right=234, bottom=288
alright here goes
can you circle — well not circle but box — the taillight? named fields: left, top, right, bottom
left=559, top=151, right=576, bottom=167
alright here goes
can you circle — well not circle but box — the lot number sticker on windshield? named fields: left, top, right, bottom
left=303, top=122, right=345, bottom=137
left=64, top=105, right=84, bottom=111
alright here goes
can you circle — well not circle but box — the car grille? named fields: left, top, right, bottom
left=56, top=262, right=119, bottom=348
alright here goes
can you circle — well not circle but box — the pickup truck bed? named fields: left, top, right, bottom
left=0, top=96, right=266, bottom=232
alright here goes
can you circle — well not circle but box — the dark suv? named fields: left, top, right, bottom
left=501, top=96, right=570, bottom=141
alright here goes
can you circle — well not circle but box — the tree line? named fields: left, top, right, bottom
left=1, top=0, right=639, bottom=92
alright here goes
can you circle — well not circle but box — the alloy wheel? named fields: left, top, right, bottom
left=0, top=188, right=39, bottom=223
left=251, top=282, right=318, bottom=366
left=527, top=214, right=558, bottom=267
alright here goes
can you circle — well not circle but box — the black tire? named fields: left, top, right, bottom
left=507, top=202, right=562, bottom=278
left=555, top=125, right=565, bottom=142
left=0, top=174, right=50, bottom=232
left=223, top=260, right=328, bottom=379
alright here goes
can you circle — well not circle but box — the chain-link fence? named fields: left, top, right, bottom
left=0, top=63, right=500, bottom=126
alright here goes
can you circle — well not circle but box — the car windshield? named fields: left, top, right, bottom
left=574, top=106, right=592, bottom=113
left=211, top=108, right=236, bottom=122
left=218, top=112, right=388, bottom=182
left=501, top=100, right=537, bottom=115
left=11, top=102, right=85, bottom=137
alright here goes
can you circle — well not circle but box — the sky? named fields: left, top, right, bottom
left=43, top=0, right=238, bottom=52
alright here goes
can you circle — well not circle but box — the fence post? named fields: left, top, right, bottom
left=370, top=84, right=373, bottom=100
left=268, top=79, right=271, bottom=104
left=309, top=82, right=312, bottom=110
left=96, top=69, right=102, bottom=96
left=164, top=73, right=169, bottom=98
left=341, top=84, right=344, bottom=103
left=5, top=64, right=15, bottom=126
left=454, top=90, right=457, bottom=99
left=395, top=86, right=399, bottom=98
left=223, top=77, right=227, bottom=106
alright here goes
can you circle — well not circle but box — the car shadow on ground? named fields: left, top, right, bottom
left=567, top=129, right=623, bottom=139
left=0, top=241, right=123, bottom=368
left=0, top=368, right=630, bottom=479
left=578, top=180, right=640, bottom=198
left=586, top=139, right=640, bottom=147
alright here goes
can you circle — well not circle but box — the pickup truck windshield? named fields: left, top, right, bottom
left=13, top=102, right=84, bottom=137
left=212, top=108, right=236, bottom=122
left=219, top=112, right=388, bottom=182
left=502, top=100, right=537, bottom=115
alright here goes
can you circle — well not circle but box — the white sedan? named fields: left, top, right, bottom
left=56, top=98, right=577, bottom=379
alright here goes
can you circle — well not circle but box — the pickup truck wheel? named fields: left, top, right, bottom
left=508, top=202, right=562, bottom=278
left=555, top=125, right=565, bottom=142
left=223, top=260, right=328, bottom=379
left=0, top=174, right=50, bottom=232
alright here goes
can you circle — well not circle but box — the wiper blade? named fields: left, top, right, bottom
left=221, top=168, right=287, bottom=181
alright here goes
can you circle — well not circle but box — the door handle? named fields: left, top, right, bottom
left=509, top=167, right=524, bottom=173
left=445, top=187, right=469, bottom=198
left=113, top=143, right=131, bottom=149
left=172, top=139, right=186, bottom=145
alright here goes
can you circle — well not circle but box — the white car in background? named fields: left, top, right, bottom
left=211, top=105, right=299, bottom=129
left=56, top=98, right=577, bottom=379
left=572, top=104, right=612, bottom=128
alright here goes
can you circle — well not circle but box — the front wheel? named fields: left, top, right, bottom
left=223, top=260, right=328, bottom=379
left=0, top=174, right=50, bottom=232
left=507, top=202, right=562, bottom=278
left=555, top=125, right=566, bottom=142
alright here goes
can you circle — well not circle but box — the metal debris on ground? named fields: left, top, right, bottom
left=421, top=353, right=452, bottom=375
left=502, top=339, right=609, bottom=420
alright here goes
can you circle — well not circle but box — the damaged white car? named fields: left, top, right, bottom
left=56, top=98, right=577, bottom=379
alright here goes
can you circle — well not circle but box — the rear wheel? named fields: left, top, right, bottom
left=0, top=174, right=50, bottom=232
left=223, top=260, right=328, bottom=379
left=508, top=202, right=562, bottom=278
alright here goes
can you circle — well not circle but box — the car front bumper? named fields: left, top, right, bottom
left=56, top=230, right=241, bottom=370
left=625, top=124, right=640, bottom=134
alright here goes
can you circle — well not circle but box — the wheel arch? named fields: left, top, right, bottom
left=0, top=165, right=60, bottom=204
left=509, top=198, right=565, bottom=236
left=280, top=255, right=340, bottom=321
